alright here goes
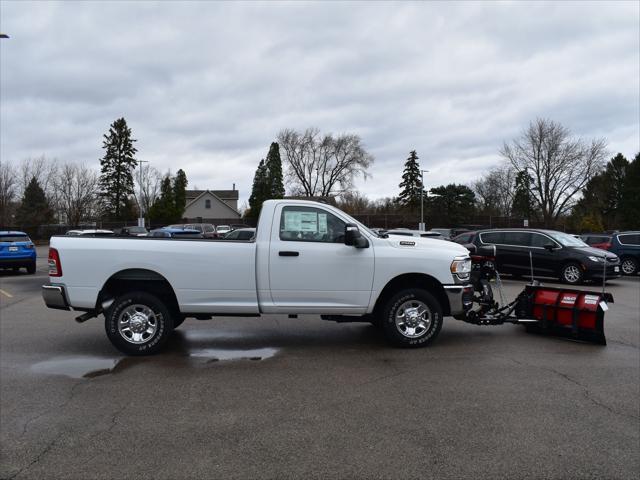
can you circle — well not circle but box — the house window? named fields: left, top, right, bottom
left=205, top=199, right=211, bottom=209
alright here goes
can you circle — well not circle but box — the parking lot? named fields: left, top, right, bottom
left=1, top=246, right=638, bottom=480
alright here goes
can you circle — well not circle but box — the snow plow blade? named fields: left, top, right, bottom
left=514, top=285, right=612, bottom=345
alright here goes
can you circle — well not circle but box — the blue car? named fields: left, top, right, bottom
left=609, top=231, right=640, bottom=276
left=148, top=228, right=203, bottom=239
left=0, top=231, right=37, bottom=274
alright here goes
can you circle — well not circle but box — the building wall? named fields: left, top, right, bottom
left=183, top=194, right=240, bottom=219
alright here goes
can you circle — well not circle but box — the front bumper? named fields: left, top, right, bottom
left=443, top=284, right=474, bottom=315
left=584, top=263, right=622, bottom=280
left=42, top=284, right=70, bottom=310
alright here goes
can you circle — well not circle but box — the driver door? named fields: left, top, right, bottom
left=268, top=204, right=375, bottom=313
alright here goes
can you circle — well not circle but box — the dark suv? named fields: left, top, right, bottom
left=609, top=232, right=640, bottom=275
left=463, top=229, right=621, bottom=285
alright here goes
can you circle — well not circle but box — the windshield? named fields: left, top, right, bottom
left=549, top=231, right=588, bottom=247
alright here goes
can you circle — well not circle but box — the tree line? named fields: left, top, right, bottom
left=0, top=118, right=191, bottom=229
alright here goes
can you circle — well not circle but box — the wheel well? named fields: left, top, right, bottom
left=97, top=269, right=179, bottom=313
left=373, top=273, right=450, bottom=317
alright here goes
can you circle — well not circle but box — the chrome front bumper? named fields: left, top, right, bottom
left=42, top=284, right=70, bottom=311
left=443, top=284, right=474, bottom=315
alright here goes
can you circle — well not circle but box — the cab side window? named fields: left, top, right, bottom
left=280, top=206, right=346, bottom=243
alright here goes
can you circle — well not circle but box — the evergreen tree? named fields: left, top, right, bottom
left=173, top=169, right=188, bottom=219
left=246, top=160, right=269, bottom=221
left=99, top=118, right=138, bottom=219
left=427, top=184, right=476, bottom=226
left=512, top=170, right=534, bottom=220
left=620, top=152, right=640, bottom=229
left=398, top=150, right=423, bottom=210
left=265, top=142, right=285, bottom=199
left=148, top=175, right=178, bottom=225
left=17, top=176, right=54, bottom=228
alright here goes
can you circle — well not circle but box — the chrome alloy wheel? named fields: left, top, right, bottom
left=621, top=259, right=636, bottom=275
left=395, top=300, right=432, bottom=338
left=563, top=265, right=581, bottom=283
left=118, top=304, right=158, bottom=344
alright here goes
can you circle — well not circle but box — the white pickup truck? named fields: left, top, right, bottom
left=43, top=199, right=473, bottom=355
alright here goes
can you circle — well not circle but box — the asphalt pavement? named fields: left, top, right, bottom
left=1, top=246, right=638, bottom=479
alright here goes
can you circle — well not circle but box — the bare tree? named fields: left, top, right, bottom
left=134, top=163, right=163, bottom=216
left=473, top=165, right=515, bottom=216
left=277, top=128, right=374, bottom=197
left=501, top=118, right=607, bottom=226
left=55, top=163, right=99, bottom=226
left=0, top=161, right=17, bottom=225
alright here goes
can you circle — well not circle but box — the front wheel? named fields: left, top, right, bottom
left=380, top=289, right=443, bottom=348
left=105, top=291, right=174, bottom=356
left=561, top=262, right=583, bottom=285
left=621, top=257, right=638, bottom=276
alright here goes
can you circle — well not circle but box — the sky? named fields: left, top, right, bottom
left=1, top=1, right=639, bottom=208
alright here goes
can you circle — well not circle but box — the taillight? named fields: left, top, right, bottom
left=48, top=248, right=62, bottom=277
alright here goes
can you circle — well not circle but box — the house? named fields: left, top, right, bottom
left=183, top=188, right=241, bottom=221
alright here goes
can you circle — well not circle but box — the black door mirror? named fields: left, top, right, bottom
left=345, top=223, right=369, bottom=248
left=543, top=243, right=558, bottom=252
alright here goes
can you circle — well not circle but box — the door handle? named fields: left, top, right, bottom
left=279, top=251, right=299, bottom=257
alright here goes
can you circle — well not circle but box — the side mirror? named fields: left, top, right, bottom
left=345, top=223, right=369, bottom=248
left=477, top=244, right=496, bottom=258
left=464, top=243, right=477, bottom=254
left=543, top=243, right=558, bottom=252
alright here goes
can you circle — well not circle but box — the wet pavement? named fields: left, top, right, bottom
left=1, top=248, right=638, bottom=479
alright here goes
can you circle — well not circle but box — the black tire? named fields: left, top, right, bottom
left=380, top=288, right=443, bottom=348
left=620, top=257, right=638, bottom=276
left=26, top=262, right=36, bottom=274
left=560, top=262, right=583, bottom=285
left=104, top=291, right=173, bottom=356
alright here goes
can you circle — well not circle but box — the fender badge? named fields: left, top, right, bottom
left=399, top=241, right=416, bottom=246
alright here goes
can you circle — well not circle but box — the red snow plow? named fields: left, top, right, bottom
left=459, top=245, right=612, bottom=345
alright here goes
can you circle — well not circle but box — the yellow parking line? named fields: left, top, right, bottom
left=0, top=289, right=13, bottom=298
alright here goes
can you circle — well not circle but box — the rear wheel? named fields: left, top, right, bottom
left=26, top=262, right=36, bottom=274
left=380, top=288, right=443, bottom=348
left=105, top=291, right=173, bottom=355
left=621, top=257, right=638, bottom=276
left=561, top=262, right=583, bottom=285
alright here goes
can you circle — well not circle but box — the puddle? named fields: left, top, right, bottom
left=31, top=356, right=124, bottom=379
left=189, top=348, right=278, bottom=362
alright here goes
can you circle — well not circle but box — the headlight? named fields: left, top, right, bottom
left=451, top=257, right=472, bottom=278
left=588, top=256, right=604, bottom=263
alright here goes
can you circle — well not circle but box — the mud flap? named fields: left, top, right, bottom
left=516, top=285, right=612, bottom=345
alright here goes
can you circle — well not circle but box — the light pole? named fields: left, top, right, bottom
left=137, top=160, right=149, bottom=228
left=419, top=169, right=429, bottom=231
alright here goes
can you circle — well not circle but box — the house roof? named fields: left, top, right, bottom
left=184, top=190, right=241, bottom=216
left=185, top=189, right=238, bottom=200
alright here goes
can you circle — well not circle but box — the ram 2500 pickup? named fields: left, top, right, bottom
left=43, top=200, right=473, bottom=355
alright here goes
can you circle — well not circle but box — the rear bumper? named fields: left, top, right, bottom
left=443, top=284, right=474, bottom=315
left=0, top=256, right=36, bottom=267
left=42, top=284, right=70, bottom=311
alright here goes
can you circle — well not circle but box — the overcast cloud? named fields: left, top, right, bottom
left=1, top=1, right=638, bottom=206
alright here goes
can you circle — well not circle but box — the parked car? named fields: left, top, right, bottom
left=223, top=228, right=256, bottom=240
left=579, top=233, right=612, bottom=250
left=608, top=231, right=640, bottom=275
left=215, top=225, right=231, bottom=237
left=430, top=228, right=453, bottom=240
left=387, top=229, right=444, bottom=239
left=66, top=229, right=115, bottom=236
left=452, top=231, right=477, bottom=245
left=184, top=223, right=216, bottom=239
left=43, top=199, right=474, bottom=355
left=0, top=231, right=36, bottom=274
left=464, top=229, right=620, bottom=285
left=148, top=228, right=203, bottom=239
left=115, top=226, right=148, bottom=237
